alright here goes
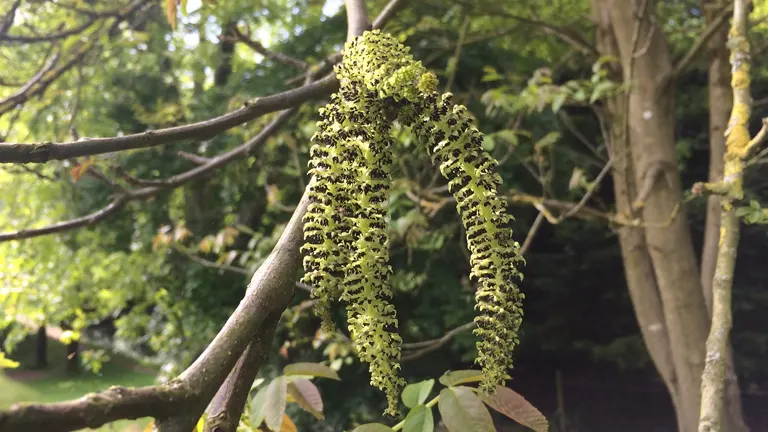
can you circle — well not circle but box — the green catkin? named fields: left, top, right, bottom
left=408, top=92, right=525, bottom=393
left=300, top=29, right=524, bottom=413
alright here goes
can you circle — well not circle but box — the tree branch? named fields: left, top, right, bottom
left=0, top=0, right=147, bottom=43
left=0, top=0, right=22, bottom=36
left=0, top=51, right=60, bottom=108
left=449, top=0, right=597, bottom=56
left=669, top=3, right=734, bottom=81
left=203, top=314, right=281, bottom=432
left=0, top=382, right=192, bottom=432
left=230, top=25, right=308, bottom=70
left=631, top=160, right=674, bottom=211
left=170, top=243, right=312, bottom=292
left=401, top=322, right=476, bottom=362
left=0, top=108, right=296, bottom=242
left=0, top=77, right=337, bottom=163
left=344, top=0, right=371, bottom=43
left=0, top=196, right=129, bottom=241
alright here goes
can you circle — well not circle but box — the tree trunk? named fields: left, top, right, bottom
left=35, top=325, right=47, bottom=369
left=591, top=1, right=715, bottom=431
left=592, top=1, right=685, bottom=427
left=65, top=340, right=79, bottom=375
left=700, top=1, right=749, bottom=430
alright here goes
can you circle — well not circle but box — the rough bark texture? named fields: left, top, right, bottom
left=592, top=1, right=684, bottom=427
left=701, top=0, right=731, bottom=311
left=699, top=0, right=753, bottom=429
left=203, top=314, right=281, bottom=432
left=591, top=1, right=717, bottom=431
left=701, top=1, right=749, bottom=430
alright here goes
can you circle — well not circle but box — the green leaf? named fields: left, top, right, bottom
left=438, top=387, right=495, bottom=432
left=589, top=81, right=615, bottom=103
left=481, top=66, right=503, bottom=82
left=495, top=130, right=521, bottom=147
left=482, top=135, right=496, bottom=151
left=533, top=132, right=561, bottom=152
left=439, top=370, right=484, bottom=387
left=479, top=386, right=549, bottom=432
left=283, top=362, right=340, bottom=380
left=403, top=405, right=434, bottom=432
left=351, top=424, right=394, bottom=432
left=249, top=386, right=269, bottom=427
left=287, top=378, right=324, bottom=420
left=264, top=376, right=288, bottom=431
left=552, top=92, right=567, bottom=113
left=251, top=378, right=266, bottom=390
left=402, top=379, right=435, bottom=408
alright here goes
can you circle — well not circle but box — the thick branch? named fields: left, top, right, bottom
left=203, top=314, right=281, bottom=432
left=344, top=0, right=371, bottom=42
left=156, top=188, right=309, bottom=432
left=0, top=380, right=192, bottom=431
left=0, top=78, right=336, bottom=163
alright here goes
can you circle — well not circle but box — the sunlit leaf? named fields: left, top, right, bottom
left=0, top=352, right=20, bottom=369
left=402, top=379, right=434, bottom=409
left=403, top=404, right=434, bottom=432
left=251, top=378, right=266, bottom=390
left=479, top=386, right=549, bottom=432
left=283, top=362, right=340, bottom=380
left=438, top=370, right=484, bottom=387
left=438, top=386, right=494, bottom=432
left=351, top=424, right=394, bottom=432
left=552, top=92, right=567, bottom=113
left=59, top=330, right=80, bottom=344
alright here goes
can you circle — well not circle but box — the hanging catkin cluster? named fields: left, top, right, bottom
left=301, top=29, right=524, bottom=412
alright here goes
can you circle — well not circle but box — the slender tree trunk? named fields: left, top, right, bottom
left=65, top=340, right=79, bottom=375
left=35, top=325, right=47, bottom=369
left=592, top=2, right=684, bottom=427
left=701, top=1, right=749, bottom=430
left=61, top=322, right=79, bottom=375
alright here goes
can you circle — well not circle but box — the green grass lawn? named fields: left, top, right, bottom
left=1, top=334, right=157, bottom=431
